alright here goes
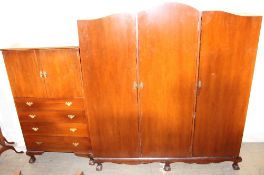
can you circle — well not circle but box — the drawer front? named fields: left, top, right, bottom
left=17, top=110, right=86, bottom=123
left=25, top=136, right=91, bottom=153
left=15, top=98, right=84, bottom=111
left=21, top=123, right=88, bottom=137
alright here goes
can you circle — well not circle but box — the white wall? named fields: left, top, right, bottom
left=0, top=0, right=263, bottom=151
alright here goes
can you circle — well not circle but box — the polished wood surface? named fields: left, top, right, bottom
left=21, top=122, right=88, bottom=137
left=36, top=48, right=83, bottom=98
left=15, top=98, right=84, bottom=111
left=25, top=136, right=91, bottom=153
left=17, top=110, right=86, bottom=123
left=3, top=50, right=46, bottom=98
left=193, top=12, right=262, bottom=157
left=78, top=14, right=140, bottom=157
left=138, top=3, right=199, bottom=157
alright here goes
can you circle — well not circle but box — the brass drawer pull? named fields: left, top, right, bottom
left=69, top=128, right=77, bottom=133
left=32, top=127, right=39, bottom=132
left=67, top=115, right=75, bottom=119
left=72, top=142, right=79, bottom=147
left=29, top=114, right=36, bottom=119
left=65, top=101, right=72, bottom=107
left=26, top=102, right=33, bottom=106
left=35, top=142, right=43, bottom=145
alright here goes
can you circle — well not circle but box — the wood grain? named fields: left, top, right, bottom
left=36, top=48, right=83, bottom=98
left=78, top=14, right=140, bottom=157
left=17, top=110, right=86, bottom=123
left=138, top=3, right=199, bottom=157
left=21, top=122, right=88, bottom=137
left=15, top=97, right=84, bottom=111
left=193, top=12, right=262, bottom=157
left=3, top=50, right=46, bottom=98
left=24, top=136, right=91, bottom=153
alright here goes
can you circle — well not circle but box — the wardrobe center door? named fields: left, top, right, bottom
left=3, top=50, right=46, bottom=98
left=193, top=12, right=262, bottom=157
left=138, top=4, right=199, bottom=157
left=78, top=15, right=140, bottom=157
left=36, top=48, right=84, bottom=98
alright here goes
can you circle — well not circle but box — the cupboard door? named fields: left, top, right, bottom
left=78, top=15, right=140, bottom=157
left=138, top=4, right=199, bottom=157
left=36, top=48, right=83, bottom=98
left=193, top=12, right=262, bottom=157
left=3, top=50, right=46, bottom=98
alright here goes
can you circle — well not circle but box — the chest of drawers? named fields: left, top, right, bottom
left=2, top=48, right=92, bottom=163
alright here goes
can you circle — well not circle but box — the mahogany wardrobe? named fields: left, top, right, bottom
left=78, top=3, right=262, bottom=171
left=2, top=3, right=261, bottom=172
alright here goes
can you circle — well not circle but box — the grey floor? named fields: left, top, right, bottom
left=0, top=143, right=264, bottom=175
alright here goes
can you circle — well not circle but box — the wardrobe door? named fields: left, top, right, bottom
left=138, top=4, right=199, bottom=157
left=193, top=12, right=262, bottom=157
left=36, top=48, right=83, bottom=98
left=3, top=50, right=46, bottom=98
left=78, top=15, right=140, bottom=157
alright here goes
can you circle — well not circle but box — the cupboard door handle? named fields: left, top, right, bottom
left=40, top=71, right=43, bottom=78
left=32, top=127, right=39, bottom=132
left=40, top=71, right=47, bottom=78
left=197, top=80, right=202, bottom=95
left=29, top=114, right=36, bottom=119
left=43, top=71, right=48, bottom=78
left=69, top=128, right=77, bottom=133
left=72, top=142, right=79, bottom=147
left=35, top=142, right=43, bottom=145
left=133, top=82, right=144, bottom=89
left=67, top=115, right=75, bottom=119
left=65, top=102, right=72, bottom=107
left=26, top=102, right=33, bottom=106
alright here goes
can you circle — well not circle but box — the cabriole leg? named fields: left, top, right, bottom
left=28, top=155, right=36, bottom=164
left=163, top=162, right=171, bottom=171
left=89, top=158, right=95, bottom=165
left=232, top=162, right=240, bottom=170
left=96, top=163, right=103, bottom=171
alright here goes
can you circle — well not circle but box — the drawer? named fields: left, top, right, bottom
left=21, top=122, right=88, bottom=137
left=15, top=98, right=84, bottom=111
left=24, top=136, right=91, bottom=153
left=17, top=110, right=86, bottom=123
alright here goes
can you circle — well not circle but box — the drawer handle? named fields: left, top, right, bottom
left=35, top=141, right=43, bottom=145
left=67, top=115, right=75, bottom=119
left=65, top=101, right=72, bottom=107
left=26, top=102, right=33, bottom=106
left=72, top=142, right=79, bottom=147
left=32, top=127, right=39, bottom=132
left=69, top=128, right=77, bottom=133
left=29, top=114, right=36, bottom=119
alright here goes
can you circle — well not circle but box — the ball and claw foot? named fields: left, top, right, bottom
left=29, top=156, right=36, bottom=164
left=232, top=162, right=240, bottom=170
left=96, top=163, right=103, bottom=171
left=89, top=158, right=95, bottom=165
left=163, top=163, right=171, bottom=171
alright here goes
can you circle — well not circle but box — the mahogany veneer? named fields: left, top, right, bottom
left=77, top=3, right=262, bottom=171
